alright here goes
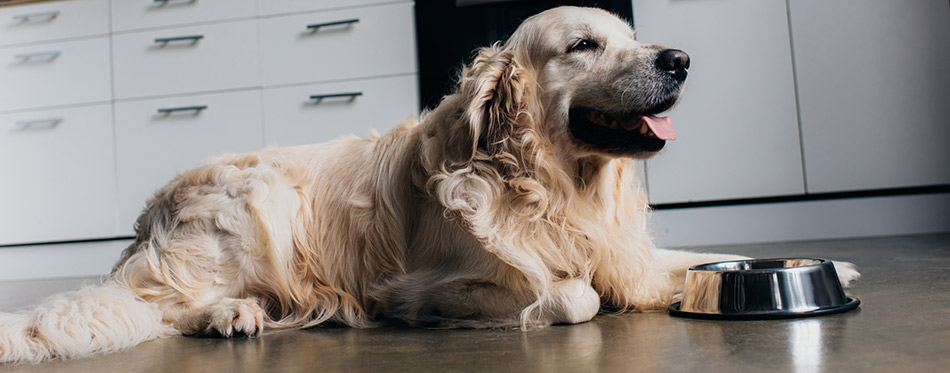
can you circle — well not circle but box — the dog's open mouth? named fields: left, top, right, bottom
left=568, top=108, right=676, bottom=155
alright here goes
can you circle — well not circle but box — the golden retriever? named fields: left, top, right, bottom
left=0, top=6, right=859, bottom=364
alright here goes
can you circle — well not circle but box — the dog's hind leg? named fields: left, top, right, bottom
left=112, top=227, right=270, bottom=338
left=115, top=250, right=268, bottom=338
left=111, top=157, right=320, bottom=336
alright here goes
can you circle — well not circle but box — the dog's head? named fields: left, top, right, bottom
left=455, top=6, right=689, bottom=162
left=425, top=7, right=673, bottom=280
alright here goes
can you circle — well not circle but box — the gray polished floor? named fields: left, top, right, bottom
left=2, top=234, right=948, bottom=372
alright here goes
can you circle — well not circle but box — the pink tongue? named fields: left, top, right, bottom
left=642, top=115, right=676, bottom=141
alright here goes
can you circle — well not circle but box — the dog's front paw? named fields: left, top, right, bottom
left=207, top=298, right=265, bottom=338
left=550, top=278, right=601, bottom=324
left=832, top=261, right=861, bottom=288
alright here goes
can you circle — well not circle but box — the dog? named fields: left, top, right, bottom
left=0, top=6, right=859, bottom=364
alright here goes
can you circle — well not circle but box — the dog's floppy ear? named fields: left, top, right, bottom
left=457, top=45, right=540, bottom=162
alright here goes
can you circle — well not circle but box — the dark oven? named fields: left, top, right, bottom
left=415, top=0, right=634, bottom=110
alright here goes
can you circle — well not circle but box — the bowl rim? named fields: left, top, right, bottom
left=687, top=257, right=831, bottom=274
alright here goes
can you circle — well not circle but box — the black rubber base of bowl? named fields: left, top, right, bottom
left=668, top=297, right=861, bottom=320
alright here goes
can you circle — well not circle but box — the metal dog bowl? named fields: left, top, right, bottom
left=669, top=258, right=860, bottom=320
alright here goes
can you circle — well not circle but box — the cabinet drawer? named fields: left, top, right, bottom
left=112, top=20, right=261, bottom=99
left=0, top=38, right=111, bottom=112
left=0, top=104, right=117, bottom=245
left=0, top=0, right=109, bottom=47
left=258, top=0, right=408, bottom=17
left=262, top=74, right=418, bottom=146
left=259, top=2, right=416, bottom=87
left=111, top=0, right=256, bottom=33
left=115, top=90, right=263, bottom=234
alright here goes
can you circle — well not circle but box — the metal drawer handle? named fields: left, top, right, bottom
left=12, top=10, right=60, bottom=22
left=154, top=35, right=204, bottom=44
left=15, top=117, right=63, bottom=128
left=13, top=51, right=61, bottom=61
left=309, top=92, right=363, bottom=102
left=306, top=19, right=359, bottom=31
left=157, top=105, right=207, bottom=114
left=153, top=0, right=197, bottom=5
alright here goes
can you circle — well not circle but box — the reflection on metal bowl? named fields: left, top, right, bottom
left=669, top=258, right=860, bottom=320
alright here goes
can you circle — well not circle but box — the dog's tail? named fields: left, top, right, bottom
left=0, top=281, right=177, bottom=365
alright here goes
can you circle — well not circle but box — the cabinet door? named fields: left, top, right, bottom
left=111, top=0, right=256, bottom=33
left=263, top=74, right=419, bottom=146
left=789, top=0, right=950, bottom=193
left=634, top=0, right=805, bottom=204
left=115, top=90, right=263, bottom=234
left=0, top=37, right=112, bottom=112
left=259, top=2, right=417, bottom=86
left=0, top=105, right=117, bottom=245
left=112, top=20, right=260, bottom=100
left=0, top=0, right=109, bottom=47
left=258, top=0, right=406, bottom=17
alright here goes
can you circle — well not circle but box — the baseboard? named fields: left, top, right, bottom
left=0, top=239, right=132, bottom=281
left=650, top=192, right=950, bottom=248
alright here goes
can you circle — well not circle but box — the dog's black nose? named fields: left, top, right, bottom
left=656, top=49, right=690, bottom=81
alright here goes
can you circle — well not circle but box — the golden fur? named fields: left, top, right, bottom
left=0, top=7, right=859, bottom=364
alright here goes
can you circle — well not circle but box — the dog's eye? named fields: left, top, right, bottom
left=568, top=39, right=599, bottom=53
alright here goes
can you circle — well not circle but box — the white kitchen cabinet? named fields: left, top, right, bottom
left=0, top=0, right=110, bottom=47
left=112, top=19, right=261, bottom=100
left=263, top=74, right=419, bottom=146
left=0, top=0, right=421, bottom=246
left=634, top=0, right=805, bottom=204
left=111, top=0, right=257, bottom=33
left=0, top=37, right=112, bottom=112
left=259, top=2, right=417, bottom=87
left=789, top=0, right=950, bottom=193
left=0, top=104, right=117, bottom=245
left=114, top=90, right=263, bottom=234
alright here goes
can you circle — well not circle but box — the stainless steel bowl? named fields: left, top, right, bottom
left=669, top=258, right=860, bottom=320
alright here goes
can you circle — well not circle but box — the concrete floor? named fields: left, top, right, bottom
left=1, top=234, right=948, bottom=372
